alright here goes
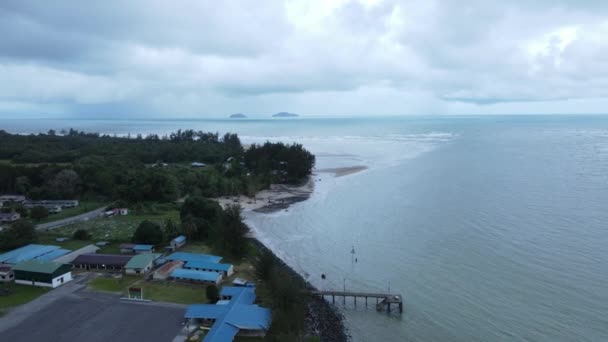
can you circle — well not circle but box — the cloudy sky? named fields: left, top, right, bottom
left=1, top=0, right=608, bottom=119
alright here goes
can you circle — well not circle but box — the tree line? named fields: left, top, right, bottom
left=0, top=129, right=315, bottom=203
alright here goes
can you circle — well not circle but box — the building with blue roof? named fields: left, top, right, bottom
left=170, top=235, right=187, bottom=251
left=183, top=260, right=234, bottom=277
left=0, top=244, right=69, bottom=265
left=133, top=244, right=155, bottom=254
left=185, top=286, right=271, bottom=342
left=166, top=252, right=222, bottom=264
left=33, top=249, right=71, bottom=261
left=170, top=268, right=222, bottom=285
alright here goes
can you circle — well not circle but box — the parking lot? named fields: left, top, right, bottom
left=0, top=289, right=186, bottom=342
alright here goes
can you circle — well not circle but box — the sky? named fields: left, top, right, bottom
left=1, top=0, right=608, bottom=119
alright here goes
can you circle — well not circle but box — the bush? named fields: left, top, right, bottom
left=73, top=229, right=91, bottom=240
left=131, top=220, right=163, bottom=245
left=206, top=285, right=219, bottom=303
left=29, top=206, right=49, bottom=221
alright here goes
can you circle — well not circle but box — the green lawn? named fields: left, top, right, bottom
left=37, top=201, right=106, bottom=224
left=89, top=275, right=140, bottom=293
left=43, top=208, right=180, bottom=242
left=0, top=282, right=50, bottom=315
left=138, top=282, right=207, bottom=304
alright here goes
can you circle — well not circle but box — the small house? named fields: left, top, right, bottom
left=0, top=212, right=21, bottom=223
left=0, top=264, right=14, bottom=282
left=119, top=243, right=136, bottom=254
left=169, top=268, right=222, bottom=285
left=183, top=260, right=234, bottom=277
left=13, top=260, right=72, bottom=288
left=170, top=235, right=187, bottom=250
left=124, top=253, right=161, bottom=275
left=191, top=162, right=206, bottom=168
left=0, top=195, right=26, bottom=205
left=153, top=260, right=184, bottom=280
left=71, top=254, right=132, bottom=271
left=133, top=245, right=155, bottom=254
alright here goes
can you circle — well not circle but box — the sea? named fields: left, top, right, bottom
left=2, top=115, right=608, bottom=341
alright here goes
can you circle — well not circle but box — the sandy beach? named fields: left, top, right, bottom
left=317, top=165, right=368, bottom=177
left=216, top=165, right=368, bottom=213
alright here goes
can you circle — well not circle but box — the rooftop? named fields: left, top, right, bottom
left=34, top=249, right=71, bottom=261
left=172, top=235, right=186, bottom=243
left=13, top=259, right=68, bottom=274
left=133, top=244, right=154, bottom=251
left=170, top=268, right=221, bottom=282
left=166, top=252, right=222, bottom=264
left=0, top=244, right=62, bottom=264
left=154, top=260, right=183, bottom=277
left=72, top=254, right=133, bottom=266
left=184, top=260, right=232, bottom=272
left=185, top=286, right=271, bottom=342
left=125, top=253, right=162, bottom=269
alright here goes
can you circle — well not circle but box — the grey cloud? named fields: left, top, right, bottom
left=1, top=0, right=608, bottom=118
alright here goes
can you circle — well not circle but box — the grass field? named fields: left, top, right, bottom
left=37, top=201, right=106, bottom=224
left=89, top=275, right=141, bottom=293
left=137, top=281, right=207, bottom=304
left=0, top=282, right=50, bottom=316
left=42, top=207, right=180, bottom=242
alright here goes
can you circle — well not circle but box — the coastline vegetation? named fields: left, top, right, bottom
left=0, top=129, right=314, bottom=202
left=0, top=128, right=345, bottom=341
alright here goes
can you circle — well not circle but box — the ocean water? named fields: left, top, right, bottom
left=3, top=116, right=608, bottom=341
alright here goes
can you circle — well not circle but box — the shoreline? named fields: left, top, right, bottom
left=216, top=165, right=368, bottom=214
left=317, top=165, right=368, bottom=177
left=224, top=165, right=367, bottom=341
left=249, top=239, right=349, bottom=342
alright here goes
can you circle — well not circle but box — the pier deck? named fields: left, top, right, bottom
left=311, top=290, right=403, bottom=313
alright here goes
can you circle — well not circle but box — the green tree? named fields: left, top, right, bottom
left=131, top=220, right=163, bottom=245
left=255, top=249, right=276, bottom=281
left=73, top=229, right=91, bottom=240
left=163, top=218, right=179, bottom=240
left=0, top=220, right=37, bottom=251
left=206, top=285, right=219, bottom=302
left=214, top=204, right=249, bottom=258
left=29, top=206, right=49, bottom=221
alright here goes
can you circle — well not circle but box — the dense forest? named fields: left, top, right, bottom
left=0, top=129, right=315, bottom=203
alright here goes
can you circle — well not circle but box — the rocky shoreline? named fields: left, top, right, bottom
left=250, top=240, right=349, bottom=342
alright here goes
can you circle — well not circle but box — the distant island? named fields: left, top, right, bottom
left=272, top=112, right=299, bottom=118
left=229, top=113, right=247, bottom=118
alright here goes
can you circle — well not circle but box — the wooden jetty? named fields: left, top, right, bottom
left=311, top=290, right=403, bottom=313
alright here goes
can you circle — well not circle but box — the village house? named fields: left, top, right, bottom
left=124, top=253, right=161, bottom=275
left=13, top=260, right=72, bottom=288
left=0, top=212, right=20, bottom=223
left=0, top=264, right=14, bottom=282
left=170, top=235, right=187, bottom=250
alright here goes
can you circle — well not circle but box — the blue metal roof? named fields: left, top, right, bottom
left=0, top=244, right=61, bottom=264
left=185, top=286, right=271, bottom=342
left=133, top=244, right=154, bottom=251
left=166, top=252, right=222, bottom=264
left=184, top=260, right=232, bottom=272
left=185, top=304, right=228, bottom=319
left=170, top=268, right=221, bottom=282
left=172, top=235, right=186, bottom=243
left=34, top=249, right=71, bottom=261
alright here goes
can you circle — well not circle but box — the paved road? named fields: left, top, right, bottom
left=0, top=273, right=90, bottom=332
left=36, top=206, right=107, bottom=231
left=0, top=275, right=185, bottom=342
